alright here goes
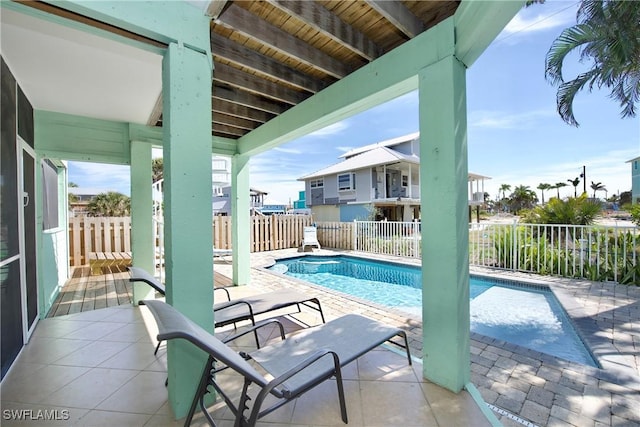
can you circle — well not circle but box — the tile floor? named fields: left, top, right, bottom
left=1, top=301, right=492, bottom=426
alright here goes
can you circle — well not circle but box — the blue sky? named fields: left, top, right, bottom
left=69, top=1, right=638, bottom=205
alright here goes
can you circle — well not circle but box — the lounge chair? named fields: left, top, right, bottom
left=142, top=299, right=412, bottom=426
left=213, top=247, right=232, bottom=262
left=128, top=267, right=326, bottom=352
left=301, top=226, right=321, bottom=251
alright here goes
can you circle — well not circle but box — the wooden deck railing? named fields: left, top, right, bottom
left=69, top=216, right=353, bottom=266
left=69, top=217, right=131, bottom=266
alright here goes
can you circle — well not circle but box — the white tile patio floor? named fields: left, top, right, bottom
left=3, top=248, right=639, bottom=426
left=1, top=291, right=491, bottom=426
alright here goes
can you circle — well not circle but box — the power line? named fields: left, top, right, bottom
left=494, top=1, right=580, bottom=44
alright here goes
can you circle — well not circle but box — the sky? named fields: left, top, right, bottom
left=69, top=0, right=639, bottom=205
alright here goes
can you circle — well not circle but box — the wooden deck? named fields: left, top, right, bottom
left=47, top=266, right=234, bottom=318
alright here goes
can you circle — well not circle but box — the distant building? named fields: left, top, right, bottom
left=212, top=186, right=267, bottom=216
left=293, top=191, right=306, bottom=209
left=627, top=156, right=640, bottom=204
left=68, top=187, right=104, bottom=216
left=298, top=132, right=490, bottom=222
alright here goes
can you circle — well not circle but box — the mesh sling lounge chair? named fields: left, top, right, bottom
left=142, top=299, right=412, bottom=427
left=128, top=267, right=326, bottom=353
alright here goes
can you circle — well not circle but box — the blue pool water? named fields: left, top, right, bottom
left=269, top=255, right=597, bottom=367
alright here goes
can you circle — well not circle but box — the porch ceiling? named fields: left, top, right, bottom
left=2, top=0, right=460, bottom=142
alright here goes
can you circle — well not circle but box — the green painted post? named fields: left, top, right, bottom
left=418, top=54, right=470, bottom=392
left=130, top=140, right=155, bottom=303
left=231, top=154, right=250, bottom=286
left=162, top=42, right=214, bottom=418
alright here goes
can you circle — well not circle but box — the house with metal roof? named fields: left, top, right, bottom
left=299, top=133, right=490, bottom=221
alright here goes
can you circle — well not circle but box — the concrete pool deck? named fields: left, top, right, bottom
left=220, top=248, right=640, bottom=427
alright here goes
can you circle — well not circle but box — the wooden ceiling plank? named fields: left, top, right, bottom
left=215, top=4, right=350, bottom=79
left=214, top=62, right=307, bottom=105
left=213, top=85, right=289, bottom=115
left=365, top=0, right=425, bottom=38
left=213, top=112, right=258, bottom=131
left=213, top=123, right=247, bottom=137
left=266, top=0, right=381, bottom=61
left=210, top=33, right=324, bottom=93
left=212, top=98, right=273, bottom=124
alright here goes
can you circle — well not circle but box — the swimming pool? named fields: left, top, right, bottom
left=268, top=255, right=598, bottom=367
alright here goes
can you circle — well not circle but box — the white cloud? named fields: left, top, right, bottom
left=68, top=161, right=130, bottom=194
left=307, top=121, right=349, bottom=137
left=469, top=109, right=556, bottom=130
left=336, top=146, right=354, bottom=153
left=273, top=146, right=303, bottom=154
left=481, top=147, right=637, bottom=201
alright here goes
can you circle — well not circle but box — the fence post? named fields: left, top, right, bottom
left=511, top=220, right=517, bottom=271
left=413, top=219, right=420, bottom=258
left=353, top=219, right=357, bottom=251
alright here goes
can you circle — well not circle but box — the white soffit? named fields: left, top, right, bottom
left=0, top=8, right=162, bottom=125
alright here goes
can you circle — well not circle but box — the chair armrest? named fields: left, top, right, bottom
left=214, top=287, right=231, bottom=302
left=261, top=349, right=341, bottom=399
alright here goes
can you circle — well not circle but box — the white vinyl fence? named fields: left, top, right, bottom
left=353, top=220, right=421, bottom=258
left=353, top=220, right=640, bottom=285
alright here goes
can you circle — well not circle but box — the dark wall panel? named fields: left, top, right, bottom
left=1, top=57, right=19, bottom=259
left=18, top=85, right=34, bottom=148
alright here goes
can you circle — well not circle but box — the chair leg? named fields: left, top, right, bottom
left=334, top=366, right=348, bottom=424
left=184, top=356, right=215, bottom=427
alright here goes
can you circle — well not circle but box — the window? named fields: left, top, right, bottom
left=310, top=179, right=323, bottom=188
left=41, top=159, right=59, bottom=230
left=402, top=175, right=408, bottom=187
left=338, top=173, right=356, bottom=191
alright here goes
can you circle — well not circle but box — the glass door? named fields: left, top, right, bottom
left=1, top=102, right=23, bottom=380
left=21, top=142, right=38, bottom=335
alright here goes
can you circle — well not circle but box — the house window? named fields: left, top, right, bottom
left=42, top=159, right=59, bottom=230
left=402, top=175, right=408, bottom=187
left=310, top=179, right=323, bottom=188
left=338, top=173, right=356, bottom=191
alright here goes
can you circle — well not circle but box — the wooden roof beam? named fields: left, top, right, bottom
left=213, top=61, right=308, bottom=105
left=212, top=98, right=274, bottom=124
left=213, top=85, right=289, bottom=115
left=205, top=0, right=229, bottom=19
left=265, top=0, right=382, bottom=61
left=210, top=33, right=326, bottom=93
left=366, top=0, right=425, bottom=39
left=215, top=4, right=351, bottom=79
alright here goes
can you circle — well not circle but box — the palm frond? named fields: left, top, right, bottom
left=556, top=69, right=600, bottom=126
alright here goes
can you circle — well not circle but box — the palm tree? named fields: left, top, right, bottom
left=545, top=1, right=640, bottom=126
left=534, top=194, right=602, bottom=225
left=567, top=177, right=581, bottom=198
left=152, top=158, right=163, bottom=183
left=498, top=184, right=511, bottom=212
left=87, top=192, right=131, bottom=217
left=552, top=182, right=568, bottom=199
left=590, top=181, right=606, bottom=198
left=509, top=185, right=538, bottom=214
left=537, top=183, right=552, bottom=204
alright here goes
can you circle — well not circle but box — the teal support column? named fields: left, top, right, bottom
left=130, top=140, right=155, bottom=304
left=163, top=42, right=214, bottom=418
left=419, top=54, right=470, bottom=392
left=231, top=154, right=250, bottom=286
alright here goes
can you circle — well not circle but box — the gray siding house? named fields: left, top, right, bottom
left=299, top=133, right=489, bottom=222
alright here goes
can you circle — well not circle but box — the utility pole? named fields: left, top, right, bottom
left=580, top=165, right=586, bottom=195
